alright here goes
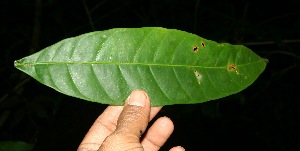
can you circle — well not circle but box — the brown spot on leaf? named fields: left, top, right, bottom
left=193, top=46, right=199, bottom=52
left=201, top=42, right=205, bottom=47
left=228, top=64, right=236, bottom=70
left=24, top=64, right=30, bottom=67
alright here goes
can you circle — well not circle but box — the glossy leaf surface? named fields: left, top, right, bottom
left=14, top=27, right=267, bottom=106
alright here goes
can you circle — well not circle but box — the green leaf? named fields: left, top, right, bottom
left=0, top=141, right=34, bottom=151
left=14, top=27, right=267, bottom=106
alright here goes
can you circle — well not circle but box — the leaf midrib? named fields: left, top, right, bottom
left=16, top=59, right=266, bottom=69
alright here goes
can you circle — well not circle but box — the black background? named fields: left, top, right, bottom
left=1, top=0, right=300, bottom=150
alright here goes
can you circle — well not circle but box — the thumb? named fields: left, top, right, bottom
left=116, top=90, right=151, bottom=136
left=99, top=90, right=150, bottom=151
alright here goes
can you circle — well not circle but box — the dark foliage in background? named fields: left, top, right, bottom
left=1, top=0, right=299, bottom=150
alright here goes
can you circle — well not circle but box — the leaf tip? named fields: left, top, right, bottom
left=14, top=59, right=31, bottom=68
left=14, top=60, right=20, bottom=67
left=263, top=58, right=269, bottom=64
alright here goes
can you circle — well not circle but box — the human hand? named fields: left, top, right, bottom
left=77, top=90, right=184, bottom=151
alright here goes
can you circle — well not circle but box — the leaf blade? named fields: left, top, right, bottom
left=14, top=27, right=267, bottom=106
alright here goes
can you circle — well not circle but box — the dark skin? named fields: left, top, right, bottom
left=78, top=90, right=185, bottom=151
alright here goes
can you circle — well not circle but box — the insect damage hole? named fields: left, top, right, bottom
left=201, top=42, right=205, bottom=48
left=228, top=64, right=239, bottom=75
left=228, top=64, right=236, bottom=70
left=193, top=46, right=199, bottom=52
left=194, top=70, right=203, bottom=84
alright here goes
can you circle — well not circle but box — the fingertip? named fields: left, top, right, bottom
left=126, top=90, right=149, bottom=107
left=170, top=146, right=185, bottom=151
left=141, top=116, right=174, bottom=150
left=156, top=116, right=174, bottom=134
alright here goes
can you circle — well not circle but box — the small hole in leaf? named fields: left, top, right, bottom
left=194, top=70, right=201, bottom=76
left=193, top=46, right=199, bottom=52
left=201, top=42, right=205, bottom=47
left=228, top=64, right=236, bottom=70
left=194, top=70, right=203, bottom=84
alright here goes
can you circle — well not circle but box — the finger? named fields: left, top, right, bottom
left=78, top=105, right=124, bottom=151
left=115, top=90, right=151, bottom=135
left=149, top=106, right=162, bottom=120
left=78, top=90, right=162, bottom=151
left=141, top=116, right=174, bottom=151
left=99, top=90, right=151, bottom=150
left=169, top=146, right=185, bottom=151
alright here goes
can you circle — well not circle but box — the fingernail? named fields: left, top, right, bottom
left=127, top=90, right=148, bottom=107
left=178, top=146, right=185, bottom=150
